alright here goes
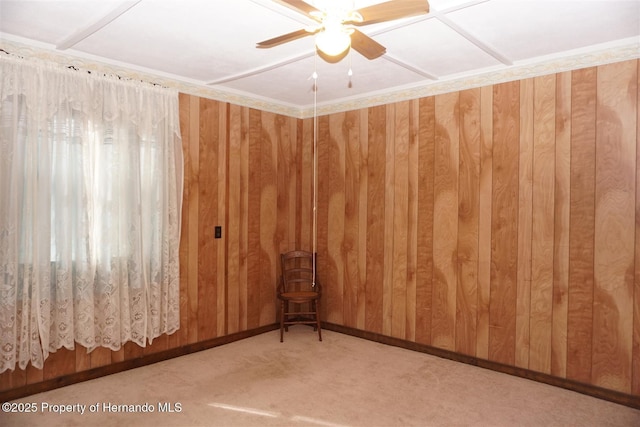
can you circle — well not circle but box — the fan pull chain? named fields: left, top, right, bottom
left=312, top=58, right=318, bottom=288
left=348, top=50, right=353, bottom=88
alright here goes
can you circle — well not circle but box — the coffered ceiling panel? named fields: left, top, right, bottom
left=373, top=18, right=504, bottom=77
left=445, top=0, right=640, bottom=61
left=68, top=1, right=313, bottom=82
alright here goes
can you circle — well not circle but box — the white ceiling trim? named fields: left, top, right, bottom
left=383, top=53, right=439, bottom=80
left=433, top=12, right=513, bottom=66
left=206, top=51, right=315, bottom=86
left=1, top=36, right=638, bottom=119
left=55, top=1, right=142, bottom=51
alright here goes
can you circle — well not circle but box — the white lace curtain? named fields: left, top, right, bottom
left=0, top=56, right=183, bottom=373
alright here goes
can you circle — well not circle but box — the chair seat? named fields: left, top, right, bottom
left=279, top=291, right=319, bottom=303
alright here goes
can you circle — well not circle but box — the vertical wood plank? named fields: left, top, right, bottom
left=75, top=341, right=92, bottom=372
left=0, top=372, right=10, bottom=392
left=383, top=104, right=395, bottom=337
left=89, top=347, right=111, bottom=368
left=294, top=118, right=303, bottom=247
left=530, top=74, right=556, bottom=374
left=365, top=106, right=386, bottom=334
left=43, top=348, right=76, bottom=380
left=288, top=118, right=298, bottom=250
left=299, top=118, right=313, bottom=251
left=457, top=88, right=481, bottom=356
left=406, top=99, right=420, bottom=342
left=634, top=59, right=640, bottom=396
left=227, top=104, right=242, bottom=334
left=344, top=110, right=360, bottom=328
left=111, top=346, right=125, bottom=364
left=177, top=92, right=191, bottom=347
left=123, top=339, right=143, bottom=363
left=0, top=364, right=26, bottom=392
left=552, top=71, right=571, bottom=378
left=489, top=80, right=520, bottom=365
left=276, top=114, right=293, bottom=255
left=187, top=95, right=200, bottom=344
left=416, top=96, right=435, bottom=346
left=477, top=86, right=493, bottom=359
left=432, top=92, right=459, bottom=351
left=198, top=98, right=219, bottom=341
left=327, top=112, right=346, bottom=325
left=238, top=107, right=250, bottom=331
left=357, top=108, right=369, bottom=330
left=143, top=334, right=168, bottom=356
left=516, top=78, right=534, bottom=369
left=259, top=111, right=278, bottom=326
left=217, top=104, right=228, bottom=336
left=567, top=67, right=597, bottom=383
left=316, top=115, right=330, bottom=322
left=247, top=108, right=262, bottom=329
left=592, top=60, right=636, bottom=393
left=392, top=101, right=410, bottom=339
left=25, top=363, right=43, bottom=386
left=294, top=118, right=302, bottom=247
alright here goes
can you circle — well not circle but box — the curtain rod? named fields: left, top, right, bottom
left=0, top=47, right=168, bottom=89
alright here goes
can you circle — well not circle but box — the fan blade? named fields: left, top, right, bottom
left=275, top=0, right=320, bottom=16
left=354, top=0, right=429, bottom=26
left=257, top=28, right=313, bottom=48
left=350, top=29, right=386, bottom=60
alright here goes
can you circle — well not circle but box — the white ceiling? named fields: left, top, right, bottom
left=1, top=0, right=639, bottom=117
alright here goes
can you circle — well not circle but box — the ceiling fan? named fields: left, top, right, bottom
left=257, top=0, right=430, bottom=62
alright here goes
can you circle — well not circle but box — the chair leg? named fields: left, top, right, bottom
left=280, top=300, right=284, bottom=343
left=316, top=299, right=322, bottom=342
left=284, top=301, right=289, bottom=332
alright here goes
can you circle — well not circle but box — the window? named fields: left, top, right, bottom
left=0, top=57, right=183, bottom=373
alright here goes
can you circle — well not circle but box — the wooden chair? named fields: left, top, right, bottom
left=278, top=250, right=322, bottom=342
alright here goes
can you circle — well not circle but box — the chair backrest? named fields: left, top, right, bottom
left=280, top=250, right=317, bottom=293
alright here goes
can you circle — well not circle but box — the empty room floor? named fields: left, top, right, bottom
left=2, top=328, right=639, bottom=427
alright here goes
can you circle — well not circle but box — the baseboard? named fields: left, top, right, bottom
left=4, top=322, right=638, bottom=410
left=322, top=322, right=640, bottom=410
left=0, top=323, right=279, bottom=403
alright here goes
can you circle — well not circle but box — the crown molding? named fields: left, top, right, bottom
left=1, top=36, right=638, bottom=119
left=300, top=38, right=640, bottom=118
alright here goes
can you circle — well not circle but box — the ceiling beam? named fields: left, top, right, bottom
left=383, top=53, right=439, bottom=80
left=206, top=52, right=315, bottom=86
left=434, top=12, right=513, bottom=66
left=250, top=0, right=315, bottom=26
left=56, top=1, right=141, bottom=50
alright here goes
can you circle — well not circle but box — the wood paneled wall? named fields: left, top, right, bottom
left=181, top=96, right=301, bottom=339
left=311, top=60, right=640, bottom=395
left=2, top=60, right=638, bottom=400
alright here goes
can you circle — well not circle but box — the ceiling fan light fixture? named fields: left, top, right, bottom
left=309, top=10, right=325, bottom=21
left=346, top=11, right=364, bottom=23
left=315, top=28, right=351, bottom=57
left=304, top=23, right=322, bottom=33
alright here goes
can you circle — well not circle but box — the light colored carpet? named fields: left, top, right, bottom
left=1, top=328, right=639, bottom=427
